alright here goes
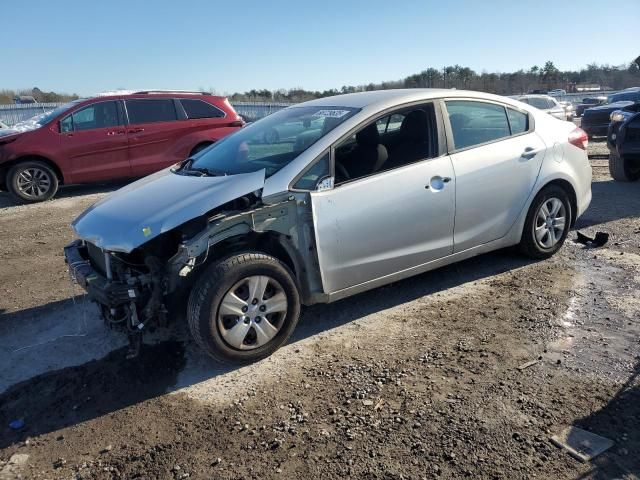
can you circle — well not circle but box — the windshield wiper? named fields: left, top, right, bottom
left=173, top=158, right=226, bottom=177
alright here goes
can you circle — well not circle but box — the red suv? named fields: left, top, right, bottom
left=0, top=91, right=244, bottom=202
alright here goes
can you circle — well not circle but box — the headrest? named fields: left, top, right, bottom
left=356, top=123, right=380, bottom=146
left=400, top=109, right=430, bottom=141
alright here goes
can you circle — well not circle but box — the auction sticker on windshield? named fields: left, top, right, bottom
left=312, top=109, right=351, bottom=118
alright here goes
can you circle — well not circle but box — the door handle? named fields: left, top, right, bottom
left=128, top=128, right=145, bottom=134
left=521, top=147, right=542, bottom=159
left=107, top=130, right=125, bottom=136
left=426, top=176, right=452, bottom=190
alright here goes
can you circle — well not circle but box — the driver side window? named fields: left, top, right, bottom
left=334, top=103, right=437, bottom=184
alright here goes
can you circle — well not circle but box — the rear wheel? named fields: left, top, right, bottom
left=519, top=185, right=572, bottom=259
left=187, top=252, right=301, bottom=364
left=609, top=153, right=640, bottom=182
left=7, top=161, right=59, bottom=202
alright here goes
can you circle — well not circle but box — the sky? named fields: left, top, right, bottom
left=3, top=0, right=639, bottom=96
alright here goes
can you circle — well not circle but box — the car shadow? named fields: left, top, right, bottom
left=573, top=360, right=640, bottom=478
left=0, top=181, right=129, bottom=209
left=0, top=248, right=537, bottom=449
left=575, top=179, right=640, bottom=230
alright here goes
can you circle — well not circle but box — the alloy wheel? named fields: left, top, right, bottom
left=15, top=167, right=52, bottom=199
left=534, top=197, right=567, bottom=249
left=217, top=275, right=288, bottom=350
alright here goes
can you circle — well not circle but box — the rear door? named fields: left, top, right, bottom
left=124, top=98, right=187, bottom=176
left=58, top=100, right=131, bottom=182
left=444, top=99, right=545, bottom=252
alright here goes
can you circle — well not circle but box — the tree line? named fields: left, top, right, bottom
left=2, top=59, right=639, bottom=105
left=0, top=87, right=79, bottom=104
left=229, top=59, right=640, bottom=102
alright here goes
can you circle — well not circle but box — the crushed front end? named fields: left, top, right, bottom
left=64, top=238, right=172, bottom=358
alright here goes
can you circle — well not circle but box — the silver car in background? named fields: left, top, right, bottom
left=517, top=94, right=568, bottom=120
left=65, top=89, right=592, bottom=363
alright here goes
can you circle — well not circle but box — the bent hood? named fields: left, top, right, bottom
left=72, top=168, right=266, bottom=253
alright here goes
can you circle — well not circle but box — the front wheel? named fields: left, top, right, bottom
left=7, top=161, right=59, bottom=202
left=609, top=153, right=640, bottom=182
left=519, top=185, right=572, bottom=259
left=187, top=252, right=301, bottom=364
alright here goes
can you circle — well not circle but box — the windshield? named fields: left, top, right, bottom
left=607, top=91, right=640, bottom=104
left=187, top=106, right=360, bottom=177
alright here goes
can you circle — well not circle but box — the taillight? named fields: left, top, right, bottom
left=568, top=127, right=588, bottom=150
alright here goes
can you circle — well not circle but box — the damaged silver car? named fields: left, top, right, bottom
left=65, top=89, right=592, bottom=363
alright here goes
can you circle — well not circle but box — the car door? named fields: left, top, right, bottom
left=310, top=103, right=455, bottom=294
left=125, top=98, right=186, bottom=177
left=58, top=100, right=131, bottom=183
left=444, top=99, right=546, bottom=252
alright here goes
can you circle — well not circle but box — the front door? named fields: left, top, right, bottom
left=310, top=158, right=455, bottom=293
left=310, top=102, right=458, bottom=294
left=59, top=100, right=131, bottom=183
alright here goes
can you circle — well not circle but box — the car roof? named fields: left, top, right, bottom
left=516, top=94, right=553, bottom=99
left=297, top=88, right=525, bottom=111
left=89, top=90, right=224, bottom=101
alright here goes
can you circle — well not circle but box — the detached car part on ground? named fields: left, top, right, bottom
left=65, top=89, right=592, bottom=363
left=607, top=108, right=640, bottom=182
left=0, top=91, right=243, bottom=203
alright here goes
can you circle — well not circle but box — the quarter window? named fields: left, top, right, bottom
left=446, top=100, right=511, bottom=150
left=293, top=153, right=330, bottom=190
left=126, top=99, right=177, bottom=124
left=181, top=99, right=225, bottom=119
left=506, top=108, right=529, bottom=135
left=69, top=101, right=119, bottom=131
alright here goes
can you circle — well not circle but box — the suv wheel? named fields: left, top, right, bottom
left=7, top=161, right=59, bottom=202
left=609, top=153, right=640, bottom=182
left=187, top=252, right=301, bottom=364
left=519, top=185, right=572, bottom=259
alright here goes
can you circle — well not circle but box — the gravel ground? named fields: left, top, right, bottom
left=1, top=140, right=639, bottom=480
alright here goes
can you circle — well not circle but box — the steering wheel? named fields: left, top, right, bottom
left=336, top=162, right=350, bottom=181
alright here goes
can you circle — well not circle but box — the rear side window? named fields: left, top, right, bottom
left=126, top=99, right=177, bottom=124
left=181, top=99, right=225, bottom=119
left=446, top=100, right=511, bottom=150
left=507, top=108, right=529, bottom=135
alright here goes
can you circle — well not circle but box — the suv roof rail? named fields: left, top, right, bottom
left=132, top=89, right=212, bottom=95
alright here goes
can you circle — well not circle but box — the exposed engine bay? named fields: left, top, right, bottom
left=65, top=187, right=323, bottom=358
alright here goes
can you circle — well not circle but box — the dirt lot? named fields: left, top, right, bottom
left=1, top=139, right=639, bottom=480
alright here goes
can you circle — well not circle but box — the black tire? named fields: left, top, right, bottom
left=190, top=142, right=213, bottom=157
left=608, top=153, right=640, bottom=182
left=519, top=185, right=572, bottom=259
left=7, top=160, right=59, bottom=203
left=187, top=252, right=301, bottom=364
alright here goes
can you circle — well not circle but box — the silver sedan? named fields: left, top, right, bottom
left=67, top=89, right=592, bottom=363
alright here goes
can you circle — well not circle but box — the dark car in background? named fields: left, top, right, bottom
left=607, top=107, right=640, bottom=182
left=575, top=96, right=607, bottom=117
left=0, top=91, right=244, bottom=202
left=581, top=88, right=640, bottom=138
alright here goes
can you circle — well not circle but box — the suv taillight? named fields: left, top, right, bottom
left=568, top=127, right=588, bottom=150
